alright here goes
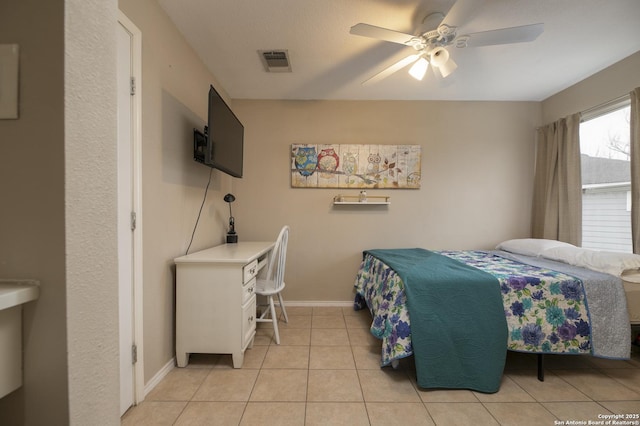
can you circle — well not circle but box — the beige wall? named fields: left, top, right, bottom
left=542, top=51, right=640, bottom=123
left=119, top=0, right=236, bottom=383
left=233, top=100, right=541, bottom=301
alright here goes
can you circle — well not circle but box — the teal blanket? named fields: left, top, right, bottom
left=365, top=248, right=508, bottom=393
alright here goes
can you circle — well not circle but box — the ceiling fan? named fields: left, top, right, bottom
left=350, top=0, right=544, bottom=84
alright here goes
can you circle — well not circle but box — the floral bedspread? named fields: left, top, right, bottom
left=354, top=250, right=591, bottom=367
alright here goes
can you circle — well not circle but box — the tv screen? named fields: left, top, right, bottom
left=205, top=85, right=244, bottom=178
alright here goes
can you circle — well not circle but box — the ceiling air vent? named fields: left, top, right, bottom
left=259, top=50, right=292, bottom=72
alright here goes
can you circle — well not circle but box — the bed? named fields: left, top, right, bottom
left=353, top=239, right=639, bottom=393
left=624, top=281, right=640, bottom=324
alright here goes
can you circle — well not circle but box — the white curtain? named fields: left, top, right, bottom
left=631, top=87, right=640, bottom=254
left=531, top=113, right=582, bottom=245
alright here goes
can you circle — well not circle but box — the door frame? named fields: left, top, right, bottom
left=118, top=10, right=145, bottom=409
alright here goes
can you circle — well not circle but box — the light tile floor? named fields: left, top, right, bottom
left=122, top=307, right=640, bottom=425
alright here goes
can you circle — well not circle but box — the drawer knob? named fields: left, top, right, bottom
left=248, top=316, right=254, bottom=323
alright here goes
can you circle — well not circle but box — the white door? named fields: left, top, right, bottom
left=117, top=14, right=143, bottom=416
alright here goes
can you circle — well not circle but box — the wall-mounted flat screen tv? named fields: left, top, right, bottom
left=193, top=85, right=244, bottom=178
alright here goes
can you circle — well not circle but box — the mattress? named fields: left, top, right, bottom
left=624, top=280, right=640, bottom=324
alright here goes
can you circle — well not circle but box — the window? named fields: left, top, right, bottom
left=579, top=100, right=631, bottom=252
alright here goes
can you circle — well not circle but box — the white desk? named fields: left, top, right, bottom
left=174, top=242, right=274, bottom=368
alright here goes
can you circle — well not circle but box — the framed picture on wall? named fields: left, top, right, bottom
left=291, top=143, right=421, bottom=189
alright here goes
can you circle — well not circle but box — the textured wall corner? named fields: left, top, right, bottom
left=65, top=0, right=120, bottom=423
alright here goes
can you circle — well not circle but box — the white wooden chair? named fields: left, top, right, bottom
left=255, top=225, right=290, bottom=344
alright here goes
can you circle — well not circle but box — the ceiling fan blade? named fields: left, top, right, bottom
left=459, top=23, right=544, bottom=48
left=362, top=54, right=420, bottom=85
left=439, top=0, right=485, bottom=30
left=350, top=23, right=415, bottom=45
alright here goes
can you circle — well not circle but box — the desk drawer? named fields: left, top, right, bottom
left=242, top=277, right=256, bottom=304
left=243, top=259, right=259, bottom=283
left=242, top=296, right=256, bottom=348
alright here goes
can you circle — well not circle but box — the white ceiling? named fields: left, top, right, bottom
left=157, top=0, right=640, bottom=101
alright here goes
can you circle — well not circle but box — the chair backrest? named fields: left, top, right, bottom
left=265, top=225, right=289, bottom=291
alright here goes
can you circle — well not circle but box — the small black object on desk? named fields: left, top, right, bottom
left=224, top=193, right=238, bottom=243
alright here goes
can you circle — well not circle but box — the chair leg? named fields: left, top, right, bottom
left=257, top=302, right=268, bottom=320
left=269, top=296, right=280, bottom=345
left=277, top=292, right=288, bottom=323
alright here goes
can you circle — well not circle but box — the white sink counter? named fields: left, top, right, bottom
left=0, top=280, right=40, bottom=311
left=0, top=279, right=39, bottom=399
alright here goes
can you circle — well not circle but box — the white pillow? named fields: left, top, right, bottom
left=496, top=238, right=576, bottom=257
left=539, top=246, right=585, bottom=266
left=541, top=246, right=640, bottom=278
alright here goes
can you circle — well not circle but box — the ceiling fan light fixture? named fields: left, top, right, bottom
left=408, top=57, right=429, bottom=81
left=429, top=47, right=449, bottom=68
left=350, top=0, right=545, bottom=85
left=439, top=57, right=458, bottom=78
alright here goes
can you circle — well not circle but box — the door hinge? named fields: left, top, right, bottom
left=130, top=77, right=136, bottom=96
left=132, top=344, right=138, bottom=364
left=131, top=211, right=137, bottom=231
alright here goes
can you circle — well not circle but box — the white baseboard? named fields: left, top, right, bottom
left=144, top=357, right=175, bottom=397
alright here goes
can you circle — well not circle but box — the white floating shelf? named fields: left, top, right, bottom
left=333, top=195, right=390, bottom=205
